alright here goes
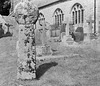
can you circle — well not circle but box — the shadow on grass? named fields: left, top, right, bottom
left=36, top=62, right=58, bottom=79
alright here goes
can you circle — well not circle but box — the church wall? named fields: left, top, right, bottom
left=12, top=0, right=100, bottom=42
left=12, top=0, right=100, bottom=34
left=96, top=0, right=100, bottom=34
left=37, top=0, right=94, bottom=34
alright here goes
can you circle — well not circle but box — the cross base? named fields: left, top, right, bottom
left=17, top=71, right=36, bottom=80
left=62, top=35, right=74, bottom=45
left=66, top=35, right=74, bottom=45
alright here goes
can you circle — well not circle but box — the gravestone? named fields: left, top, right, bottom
left=87, top=16, right=94, bottom=34
left=39, top=20, right=52, bottom=55
left=14, top=0, right=38, bottom=80
left=73, top=27, right=84, bottom=42
left=0, top=15, right=7, bottom=35
left=85, top=15, right=94, bottom=42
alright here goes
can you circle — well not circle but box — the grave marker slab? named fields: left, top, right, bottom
left=87, top=16, right=94, bottom=34
left=39, top=20, right=52, bottom=55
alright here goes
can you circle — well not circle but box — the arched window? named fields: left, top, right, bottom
left=53, top=8, right=64, bottom=26
left=38, top=12, right=45, bottom=26
left=71, top=3, right=84, bottom=25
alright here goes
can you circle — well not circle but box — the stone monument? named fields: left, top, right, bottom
left=14, top=0, right=39, bottom=80
left=62, top=16, right=74, bottom=45
left=0, top=15, right=7, bottom=35
left=39, top=20, right=51, bottom=55
left=85, top=15, right=94, bottom=42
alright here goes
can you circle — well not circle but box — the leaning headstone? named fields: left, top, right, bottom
left=73, top=27, right=84, bottom=42
left=14, top=0, right=39, bottom=80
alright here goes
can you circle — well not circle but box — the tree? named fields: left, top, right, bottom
left=0, top=0, right=11, bottom=16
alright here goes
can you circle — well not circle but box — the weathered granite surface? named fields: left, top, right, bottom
left=14, top=0, right=38, bottom=80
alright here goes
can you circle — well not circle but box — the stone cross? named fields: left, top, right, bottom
left=39, top=20, right=48, bottom=46
left=14, top=0, right=38, bottom=80
left=62, top=16, right=74, bottom=45
left=39, top=21, right=51, bottom=55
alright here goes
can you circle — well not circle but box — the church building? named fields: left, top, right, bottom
left=11, top=0, right=100, bottom=43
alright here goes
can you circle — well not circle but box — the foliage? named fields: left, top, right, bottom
left=0, top=0, right=11, bottom=15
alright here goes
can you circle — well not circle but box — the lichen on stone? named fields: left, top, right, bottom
left=14, top=0, right=38, bottom=80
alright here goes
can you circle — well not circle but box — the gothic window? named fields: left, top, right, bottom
left=53, top=8, right=64, bottom=26
left=38, top=12, right=45, bottom=26
left=82, top=9, right=84, bottom=23
left=78, top=10, right=80, bottom=23
left=51, top=8, right=64, bottom=37
left=71, top=3, right=84, bottom=25
left=75, top=11, right=77, bottom=24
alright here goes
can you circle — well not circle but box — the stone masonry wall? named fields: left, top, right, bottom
left=36, top=0, right=94, bottom=34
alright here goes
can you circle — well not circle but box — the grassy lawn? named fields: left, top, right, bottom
left=0, top=37, right=100, bottom=86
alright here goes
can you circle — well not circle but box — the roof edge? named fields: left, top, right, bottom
left=39, top=0, right=68, bottom=9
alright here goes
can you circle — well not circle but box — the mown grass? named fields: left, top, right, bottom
left=0, top=37, right=100, bottom=86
